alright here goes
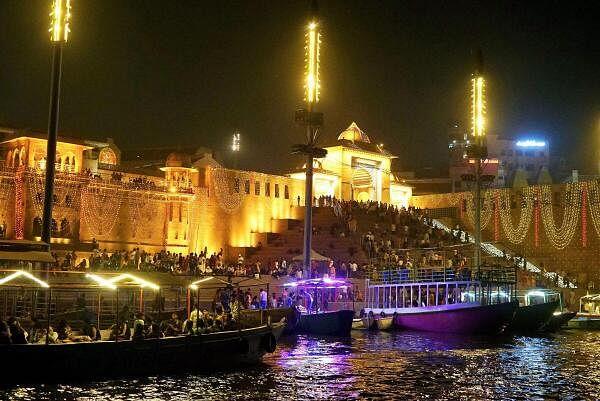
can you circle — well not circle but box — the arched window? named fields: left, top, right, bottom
left=99, top=148, right=117, bottom=165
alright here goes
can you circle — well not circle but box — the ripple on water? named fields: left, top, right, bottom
left=3, top=331, right=600, bottom=400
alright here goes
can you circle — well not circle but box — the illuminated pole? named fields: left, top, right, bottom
left=42, top=0, right=71, bottom=246
left=471, top=50, right=486, bottom=269
left=302, top=3, right=321, bottom=278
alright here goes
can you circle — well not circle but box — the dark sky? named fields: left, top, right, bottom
left=1, top=0, right=599, bottom=175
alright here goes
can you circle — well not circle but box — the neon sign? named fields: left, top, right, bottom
left=516, top=140, right=546, bottom=148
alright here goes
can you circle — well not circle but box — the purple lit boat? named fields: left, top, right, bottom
left=283, top=278, right=355, bottom=337
left=363, top=266, right=519, bottom=335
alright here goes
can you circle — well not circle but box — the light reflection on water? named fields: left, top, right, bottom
left=3, top=331, right=600, bottom=400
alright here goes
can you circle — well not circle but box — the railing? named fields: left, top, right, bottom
left=369, top=265, right=517, bottom=286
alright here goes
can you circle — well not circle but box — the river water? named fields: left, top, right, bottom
left=4, top=330, right=600, bottom=400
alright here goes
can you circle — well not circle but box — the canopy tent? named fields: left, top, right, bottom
left=292, top=249, right=331, bottom=262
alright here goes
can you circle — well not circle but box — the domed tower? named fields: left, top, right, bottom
left=161, top=152, right=197, bottom=193
left=160, top=152, right=197, bottom=254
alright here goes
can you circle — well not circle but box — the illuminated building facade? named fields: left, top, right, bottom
left=289, top=122, right=412, bottom=208
left=0, top=124, right=412, bottom=256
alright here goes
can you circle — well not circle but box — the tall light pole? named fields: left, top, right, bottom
left=292, top=0, right=325, bottom=278
left=42, top=0, right=71, bottom=246
left=470, top=50, right=487, bottom=270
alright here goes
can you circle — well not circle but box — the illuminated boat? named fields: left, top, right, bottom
left=363, top=266, right=518, bottom=335
left=0, top=270, right=285, bottom=383
left=283, top=278, right=355, bottom=336
left=507, top=289, right=561, bottom=333
left=568, top=293, right=600, bottom=330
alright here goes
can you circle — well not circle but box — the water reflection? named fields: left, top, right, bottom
left=4, top=331, right=600, bottom=400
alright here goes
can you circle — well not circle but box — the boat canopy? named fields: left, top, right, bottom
left=283, top=277, right=351, bottom=289
left=0, top=270, right=50, bottom=288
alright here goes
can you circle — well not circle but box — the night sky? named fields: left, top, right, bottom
left=1, top=1, right=599, bottom=175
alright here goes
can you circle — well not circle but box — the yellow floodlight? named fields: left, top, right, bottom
left=85, top=273, right=117, bottom=290
left=304, top=20, right=321, bottom=104
left=50, top=0, right=72, bottom=43
left=0, top=271, right=50, bottom=288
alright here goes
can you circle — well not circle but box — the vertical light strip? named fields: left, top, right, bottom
left=50, top=0, right=71, bottom=43
left=471, top=76, right=486, bottom=137
left=305, top=22, right=320, bottom=103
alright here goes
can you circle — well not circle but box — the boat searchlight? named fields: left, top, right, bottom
left=0, top=270, right=50, bottom=288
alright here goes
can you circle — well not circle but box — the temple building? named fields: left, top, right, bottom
left=0, top=123, right=411, bottom=259
left=289, top=122, right=412, bottom=207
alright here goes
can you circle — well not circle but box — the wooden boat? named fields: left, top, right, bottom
left=364, top=265, right=519, bottom=335
left=240, top=307, right=300, bottom=333
left=361, top=312, right=394, bottom=331
left=566, top=293, right=600, bottom=330
left=0, top=322, right=285, bottom=383
left=545, top=310, right=577, bottom=331
left=296, top=309, right=355, bottom=336
left=507, top=289, right=561, bottom=333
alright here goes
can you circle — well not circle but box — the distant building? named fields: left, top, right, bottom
left=448, top=122, right=550, bottom=189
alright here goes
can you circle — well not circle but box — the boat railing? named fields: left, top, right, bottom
left=368, top=264, right=516, bottom=286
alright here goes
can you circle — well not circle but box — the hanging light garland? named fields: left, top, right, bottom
left=581, top=182, right=588, bottom=248
left=80, top=185, right=124, bottom=237
left=539, top=183, right=581, bottom=250
left=465, top=190, right=493, bottom=230
left=499, top=187, right=534, bottom=244
left=211, top=167, right=249, bottom=214
left=586, top=181, right=600, bottom=239
left=493, top=190, right=500, bottom=242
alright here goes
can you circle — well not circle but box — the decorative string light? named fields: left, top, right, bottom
left=211, top=167, right=249, bottom=214
left=539, top=183, right=581, bottom=250
left=80, top=186, right=124, bottom=237
left=494, top=190, right=500, bottom=242
left=586, top=181, right=600, bottom=238
left=498, top=187, right=534, bottom=244
left=466, top=190, right=493, bottom=230
left=581, top=182, right=588, bottom=248
left=534, top=187, right=540, bottom=248
left=14, top=167, right=25, bottom=239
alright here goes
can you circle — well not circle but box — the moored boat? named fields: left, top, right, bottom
left=283, top=277, right=355, bottom=336
left=507, top=289, right=561, bottom=333
left=0, top=323, right=285, bottom=383
left=392, top=301, right=518, bottom=334
left=297, top=309, right=354, bottom=336
left=567, top=293, right=600, bottom=330
left=360, top=312, right=394, bottom=331
left=363, top=265, right=519, bottom=335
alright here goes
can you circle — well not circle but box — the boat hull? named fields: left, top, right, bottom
left=296, top=310, right=355, bottom=336
left=392, top=301, right=518, bottom=334
left=240, top=307, right=300, bottom=333
left=544, top=311, right=576, bottom=332
left=361, top=315, right=394, bottom=331
left=507, top=301, right=560, bottom=332
left=0, top=323, right=285, bottom=383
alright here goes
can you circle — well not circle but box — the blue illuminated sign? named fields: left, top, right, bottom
left=516, top=140, right=546, bottom=148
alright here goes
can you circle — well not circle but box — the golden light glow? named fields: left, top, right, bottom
left=189, top=276, right=216, bottom=290
left=0, top=271, right=50, bottom=288
left=304, top=21, right=321, bottom=104
left=86, top=273, right=159, bottom=290
left=85, top=273, right=117, bottom=289
left=50, top=0, right=71, bottom=43
left=471, top=76, right=486, bottom=137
